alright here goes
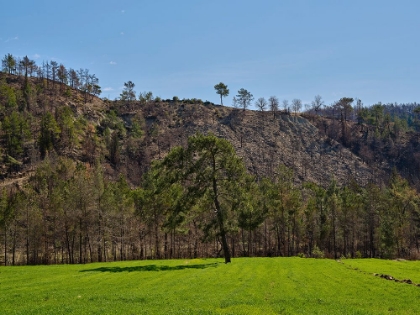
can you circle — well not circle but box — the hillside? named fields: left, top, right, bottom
left=0, top=72, right=378, bottom=189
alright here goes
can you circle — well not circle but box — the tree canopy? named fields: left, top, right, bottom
left=214, top=82, right=229, bottom=105
left=236, top=88, right=254, bottom=110
left=120, top=81, right=136, bottom=101
left=152, top=133, right=249, bottom=263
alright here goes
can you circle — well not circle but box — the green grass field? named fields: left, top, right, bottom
left=1, top=258, right=420, bottom=314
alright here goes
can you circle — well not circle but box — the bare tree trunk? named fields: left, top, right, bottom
left=4, top=226, right=7, bottom=266
left=12, top=220, right=17, bottom=265
left=154, top=221, right=160, bottom=259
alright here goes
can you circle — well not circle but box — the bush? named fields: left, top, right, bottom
left=312, top=246, right=324, bottom=258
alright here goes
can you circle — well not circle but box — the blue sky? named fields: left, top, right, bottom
left=1, top=0, right=419, bottom=108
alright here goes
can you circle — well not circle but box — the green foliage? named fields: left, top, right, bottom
left=120, top=81, right=136, bottom=101
left=138, top=91, right=153, bottom=104
left=1, top=53, right=16, bottom=74
left=151, top=133, right=249, bottom=263
left=312, top=245, right=324, bottom=258
left=214, top=82, right=229, bottom=105
left=38, top=112, right=61, bottom=159
left=380, top=172, right=419, bottom=258
left=154, top=96, right=162, bottom=102
left=130, top=121, right=143, bottom=138
left=63, top=87, right=72, bottom=97
left=126, top=115, right=144, bottom=158
left=0, top=81, right=18, bottom=111
left=129, top=114, right=145, bottom=138
left=2, top=111, right=30, bottom=158
left=238, top=178, right=265, bottom=232
left=101, top=110, right=126, bottom=136
left=236, top=88, right=253, bottom=110
left=56, top=106, right=78, bottom=149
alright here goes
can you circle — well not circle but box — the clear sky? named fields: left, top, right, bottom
left=1, top=0, right=419, bottom=108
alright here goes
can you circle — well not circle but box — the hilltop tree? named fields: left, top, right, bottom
left=43, top=61, right=51, bottom=88
left=282, top=99, right=289, bottom=112
left=311, top=95, right=324, bottom=116
left=68, top=68, right=79, bottom=89
left=291, top=98, right=302, bottom=114
left=370, top=103, right=384, bottom=127
left=77, top=68, right=92, bottom=103
left=336, top=97, right=353, bottom=121
left=2, top=54, right=16, bottom=74
left=139, top=91, right=153, bottom=105
left=19, top=56, right=35, bottom=78
left=50, top=61, right=58, bottom=91
left=236, top=88, right=253, bottom=111
left=87, top=74, right=101, bottom=101
left=268, top=96, right=279, bottom=117
left=57, top=64, right=68, bottom=88
left=255, top=97, right=267, bottom=112
left=120, top=81, right=136, bottom=102
left=256, top=97, right=267, bottom=123
left=214, top=82, right=229, bottom=105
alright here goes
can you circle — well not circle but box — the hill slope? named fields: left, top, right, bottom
left=0, top=71, right=399, bottom=189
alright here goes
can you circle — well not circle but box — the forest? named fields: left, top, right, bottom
left=0, top=53, right=420, bottom=265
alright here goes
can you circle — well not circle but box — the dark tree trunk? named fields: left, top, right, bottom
left=212, top=177, right=231, bottom=263
left=4, top=226, right=7, bottom=266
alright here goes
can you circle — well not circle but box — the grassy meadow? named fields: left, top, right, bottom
left=1, top=257, right=420, bottom=314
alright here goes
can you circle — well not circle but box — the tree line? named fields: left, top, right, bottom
left=1, top=53, right=101, bottom=104
left=1, top=134, right=419, bottom=265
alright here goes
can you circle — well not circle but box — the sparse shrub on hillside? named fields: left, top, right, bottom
left=204, top=100, right=214, bottom=106
left=63, top=87, right=72, bottom=97
left=101, top=110, right=126, bottom=136
left=139, top=91, right=153, bottom=105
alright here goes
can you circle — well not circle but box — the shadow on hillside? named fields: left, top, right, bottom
left=80, top=262, right=219, bottom=273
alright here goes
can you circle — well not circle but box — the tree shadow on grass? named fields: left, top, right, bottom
left=80, top=262, right=220, bottom=273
